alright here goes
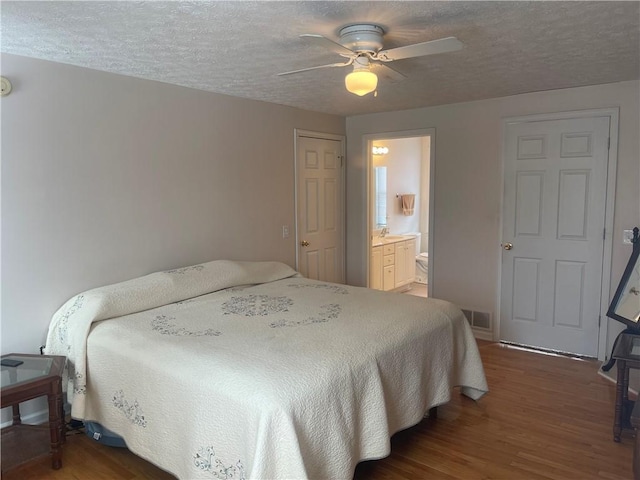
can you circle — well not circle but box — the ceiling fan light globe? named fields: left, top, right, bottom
left=345, top=70, right=378, bottom=96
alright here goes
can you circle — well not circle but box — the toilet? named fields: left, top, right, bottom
left=409, top=232, right=428, bottom=285
left=415, top=252, right=429, bottom=285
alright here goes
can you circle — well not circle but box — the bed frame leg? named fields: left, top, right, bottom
left=429, top=406, right=438, bottom=419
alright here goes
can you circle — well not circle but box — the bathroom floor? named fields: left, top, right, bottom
left=404, top=283, right=428, bottom=298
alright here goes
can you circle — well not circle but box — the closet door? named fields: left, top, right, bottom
left=296, top=132, right=345, bottom=283
left=500, top=115, right=610, bottom=356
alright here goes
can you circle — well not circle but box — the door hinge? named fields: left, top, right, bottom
left=603, top=228, right=606, bottom=240
left=598, top=315, right=601, bottom=327
left=607, top=137, right=611, bottom=150
left=338, top=155, right=344, bottom=167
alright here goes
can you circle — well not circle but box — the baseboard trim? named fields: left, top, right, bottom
left=473, top=330, right=493, bottom=341
left=1, top=409, right=49, bottom=429
left=1, top=402, right=70, bottom=429
left=597, top=362, right=639, bottom=396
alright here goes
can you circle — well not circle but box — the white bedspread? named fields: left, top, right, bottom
left=46, top=260, right=488, bottom=480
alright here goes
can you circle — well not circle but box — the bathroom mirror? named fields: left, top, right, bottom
left=607, top=227, right=640, bottom=330
left=374, top=167, right=387, bottom=227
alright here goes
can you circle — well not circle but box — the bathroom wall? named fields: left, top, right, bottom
left=372, top=137, right=422, bottom=237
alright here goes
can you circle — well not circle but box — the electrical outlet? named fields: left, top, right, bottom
left=282, top=225, right=289, bottom=239
left=623, top=230, right=635, bottom=245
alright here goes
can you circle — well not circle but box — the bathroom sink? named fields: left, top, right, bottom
left=382, top=235, right=407, bottom=242
left=372, top=234, right=416, bottom=246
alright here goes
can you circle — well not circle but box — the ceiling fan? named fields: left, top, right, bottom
left=278, top=24, right=463, bottom=96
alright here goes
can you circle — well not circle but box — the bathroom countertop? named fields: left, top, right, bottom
left=371, top=234, right=416, bottom=247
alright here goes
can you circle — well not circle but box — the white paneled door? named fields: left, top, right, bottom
left=500, top=115, right=610, bottom=356
left=296, top=133, right=344, bottom=283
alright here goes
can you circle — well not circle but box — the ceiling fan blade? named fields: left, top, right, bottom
left=300, top=34, right=355, bottom=57
left=371, top=62, right=407, bottom=83
left=277, top=60, right=352, bottom=76
left=377, top=37, right=463, bottom=62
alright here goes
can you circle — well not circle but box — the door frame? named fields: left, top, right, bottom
left=497, top=108, right=620, bottom=360
left=364, top=128, right=436, bottom=292
left=294, top=129, right=346, bottom=282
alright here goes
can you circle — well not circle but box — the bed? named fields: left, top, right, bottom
left=45, top=260, right=488, bottom=480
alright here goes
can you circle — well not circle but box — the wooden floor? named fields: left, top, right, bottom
left=3, top=341, right=634, bottom=480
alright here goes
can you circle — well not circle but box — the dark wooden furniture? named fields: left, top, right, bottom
left=1, top=353, right=66, bottom=471
left=602, top=227, right=640, bottom=373
left=631, top=399, right=640, bottom=479
left=612, top=333, right=640, bottom=442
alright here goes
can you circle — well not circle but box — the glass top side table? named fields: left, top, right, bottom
left=2, top=355, right=54, bottom=388
left=1, top=353, right=66, bottom=471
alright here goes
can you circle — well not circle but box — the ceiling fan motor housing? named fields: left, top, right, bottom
left=339, top=24, right=384, bottom=53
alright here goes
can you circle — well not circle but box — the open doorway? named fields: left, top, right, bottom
left=366, top=129, right=434, bottom=296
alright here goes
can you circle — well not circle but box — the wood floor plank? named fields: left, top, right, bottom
left=2, top=341, right=634, bottom=479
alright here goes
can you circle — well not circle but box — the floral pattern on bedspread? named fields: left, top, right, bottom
left=113, top=390, right=147, bottom=427
left=219, top=287, right=344, bottom=328
left=270, top=303, right=341, bottom=328
left=194, top=447, right=246, bottom=480
left=73, top=372, right=86, bottom=395
left=221, top=295, right=293, bottom=317
left=56, top=294, right=85, bottom=349
left=166, top=265, right=206, bottom=275
left=151, top=314, right=222, bottom=337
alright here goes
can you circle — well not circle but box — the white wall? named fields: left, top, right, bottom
left=0, top=54, right=345, bottom=355
left=346, top=80, right=640, bottom=355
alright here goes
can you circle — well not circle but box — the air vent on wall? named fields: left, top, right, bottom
left=461, top=309, right=492, bottom=330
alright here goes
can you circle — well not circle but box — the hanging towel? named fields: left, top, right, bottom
left=402, top=194, right=415, bottom=216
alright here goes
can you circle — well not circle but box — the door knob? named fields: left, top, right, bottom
left=300, top=240, right=310, bottom=247
left=502, top=242, right=513, bottom=250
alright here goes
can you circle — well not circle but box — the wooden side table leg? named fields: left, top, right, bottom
left=47, top=387, right=64, bottom=469
left=615, top=360, right=627, bottom=442
left=11, top=404, right=21, bottom=426
left=60, top=394, right=66, bottom=446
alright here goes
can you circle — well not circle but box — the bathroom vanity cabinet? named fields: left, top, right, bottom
left=395, top=238, right=416, bottom=289
left=370, top=236, right=416, bottom=291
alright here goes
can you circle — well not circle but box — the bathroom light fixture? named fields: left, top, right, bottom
left=372, top=146, right=389, bottom=155
left=344, top=57, right=377, bottom=96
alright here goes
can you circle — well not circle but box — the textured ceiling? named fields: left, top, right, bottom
left=1, top=1, right=638, bottom=116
